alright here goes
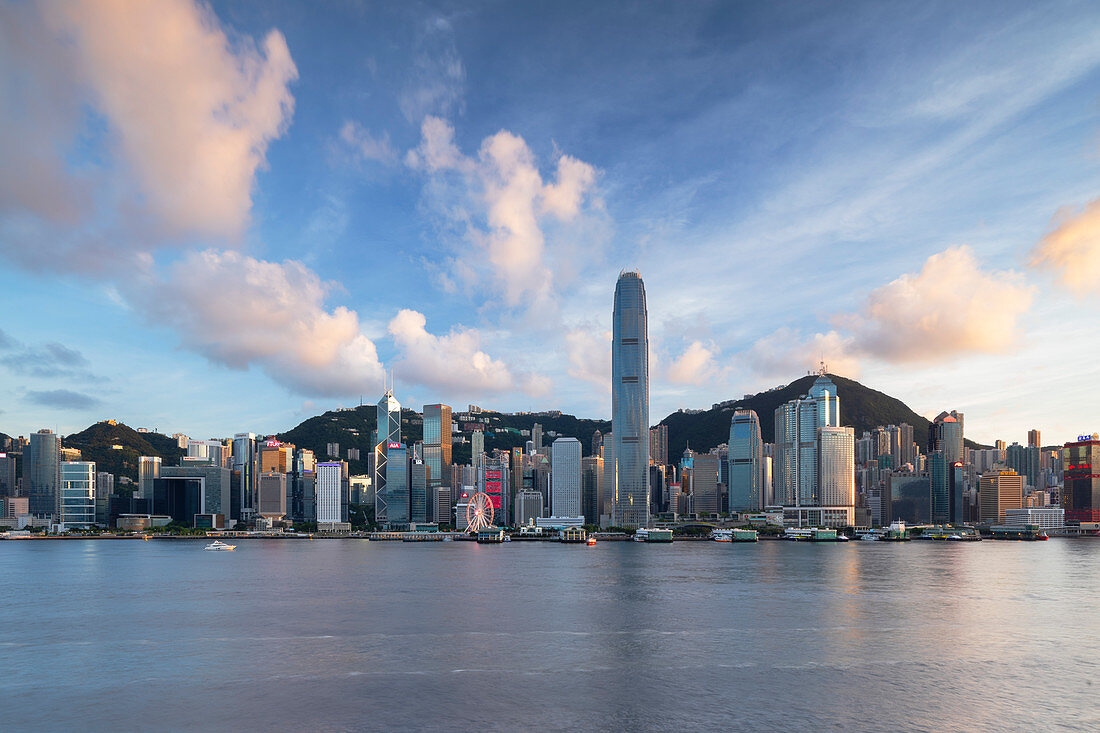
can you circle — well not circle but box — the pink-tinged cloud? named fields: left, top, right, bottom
left=132, top=250, right=384, bottom=398
left=1030, top=198, right=1100, bottom=294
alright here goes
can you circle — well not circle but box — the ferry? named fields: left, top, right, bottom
left=203, top=540, right=236, bottom=551
left=712, top=528, right=758, bottom=543
left=989, top=525, right=1050, bottom=541
left=784, top=527, right=839, bottom=542
left=634, top=528, right=674, bottom=543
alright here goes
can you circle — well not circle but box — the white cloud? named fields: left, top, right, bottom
left=398, top=16, right=465, bottom=123
left=133, top=250, right=384, bottom=398
left=665, top=340, right=719, bottom=385
left=745, top=329, right=861, bottom=381
left=338, top=121, right=398, bottom=165
left=407, top=116, right=602, bottom=311
left=388, top=308, right=547, bottom=397
left=565, top=327, right=611, bottom=390
left=1030, top=198, right=1100, bottom=294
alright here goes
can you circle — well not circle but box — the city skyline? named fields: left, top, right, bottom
left=3, top=1, right=1100, bottom=445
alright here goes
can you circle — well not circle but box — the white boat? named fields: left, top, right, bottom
left=203, top=540, right=236, bottom=551
left=711, top=529, right=733, bottom=542
left=861, top=532, right=880, bottom=541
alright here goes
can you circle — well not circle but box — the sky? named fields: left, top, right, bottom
left=1, top=0, right=1099, bottom=446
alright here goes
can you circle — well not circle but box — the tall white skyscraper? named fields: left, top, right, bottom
left=316, top=462, right=343, bottom=524
left=551, top=437, right=582, bottom=517
left=611, top=270, right=650, bottom=528
left=374, top=389, right=401, bottom=524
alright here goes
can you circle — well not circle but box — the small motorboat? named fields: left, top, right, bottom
left=203, top=540, right=236, bottom=551
left=586, top=536, right=597, bottom=546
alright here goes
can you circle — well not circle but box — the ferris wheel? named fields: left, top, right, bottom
left=465, top=492, right=495, bottom=533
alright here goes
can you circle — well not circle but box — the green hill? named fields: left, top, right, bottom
left=658, top=373, right=962, bottom=458
left=60, top=421, right=184, bottom=481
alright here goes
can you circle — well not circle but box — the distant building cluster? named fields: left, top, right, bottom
left=1, top=271, right=1095, bottom=536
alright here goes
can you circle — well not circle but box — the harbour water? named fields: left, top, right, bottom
left=2, top=538, right=1098, bottom=731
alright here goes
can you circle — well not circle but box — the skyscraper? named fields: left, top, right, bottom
left=1028, top=429, right=1041, bottom=448
left=373, top=389, right=401, bottom=524
left=980, top=470, right=1024, bottom=524
left=471, top=430, right=485, bottom=470
left=930, top=412, right=964, bottom=463
left=382, top=442, right=409, bottom=527
left=231, top=433, right=256, bottom=520
left=773, top=374, right=854, bottom=526
left=532, top=423, right=544, bottom=453
left=60, top=461, right=96, bottom=527
left=25, top=429, right=60, bottom=517
left=410, top=458, right=430, bottom=523
left=692, top=454, right=720, bottom=515
left=551, top=437, right=582, bottom=517
left=611, top=270, right=650, bottom=528
left=422, top=404, right=452, bottom=495
left=728, top=410, right=762, bottom=512
left=316, top=462, right=343, bottom=524
left=649, top=424, right=668, bottom=466
left=1063, top=434, right=1100, bottom=525
left=581, top=455, right=604, bottom=525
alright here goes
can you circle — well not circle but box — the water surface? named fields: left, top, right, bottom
left=1, top=538, right=1097, bottom=731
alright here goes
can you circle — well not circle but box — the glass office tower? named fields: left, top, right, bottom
left=373, top=389, right=401, bottom=524
left=25, top=429, right=61, bottom=517
left=611, top=270, right=650, bottom=528
left=729, top=410, right=762, bottom=512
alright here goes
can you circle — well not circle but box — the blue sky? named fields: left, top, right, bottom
left=2, top=0, right=1099, bottom=445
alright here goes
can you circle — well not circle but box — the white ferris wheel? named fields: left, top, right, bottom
left=465, top=492, right=495, bottom=533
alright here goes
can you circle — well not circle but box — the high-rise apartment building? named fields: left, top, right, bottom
left=1028, top=429, right=1041, bottom=448
left=728, top=410, right=762, bottom=512
left=551, top=437, right=582, bottom=517
left=60, top=461, right=96, bottom=527
left=25, top=429, right=60, bottom=517
left=422, top=404, right=452, bottom=495
left=649, top=424, right=668, bottom=467
left=980, top=470, right=1024, bottom=524
left=611, top=270, right=650, bottom=528
left=1063, top=434, right=1100, bottom=524
left=591, top=430, right=603, bottom=458
left=818, top=427, right=855, bottom=509
left=532, top=423, right=544, bottom=454
left=373, top=389, right=401, bottom=524
left=139, top=455, right=161, bottom=506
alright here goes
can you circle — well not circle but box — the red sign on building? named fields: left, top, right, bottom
left=485, top=469, right=502, bottom=510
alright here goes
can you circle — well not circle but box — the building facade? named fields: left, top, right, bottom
left=422, top=404, right=452, bottom=495
left=316, top=462, right=344, bottom=524
left=979, top=470, right=1024, bottom=525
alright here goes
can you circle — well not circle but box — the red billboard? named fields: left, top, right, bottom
left=485, top=469, right=502, bottom=510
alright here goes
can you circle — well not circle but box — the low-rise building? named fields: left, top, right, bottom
left=1004, top=507, right=1064, bottom=530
